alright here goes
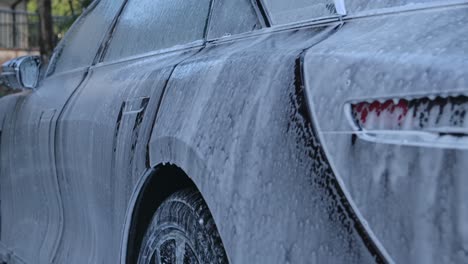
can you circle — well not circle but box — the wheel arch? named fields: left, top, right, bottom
left=121, top=137, right=222, bottom=264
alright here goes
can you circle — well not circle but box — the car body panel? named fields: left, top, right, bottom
left=0, top=70, right=87, bottom=263
left=148, top=25, right=380, bottom=263
left=50, top=47, right=203, bottom=263
left=304, top=5, right=468, bottom=263
left=0, top=0, right=127, bottom=261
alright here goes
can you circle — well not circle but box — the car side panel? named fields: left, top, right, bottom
left=0, top=71, right=86, bottom=263
left=149, top=26, right=379, bottom=263
left=52, top=49, right=201, bottom=263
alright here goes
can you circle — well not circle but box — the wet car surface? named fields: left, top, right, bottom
left=1, top=0, right=467, bottom=263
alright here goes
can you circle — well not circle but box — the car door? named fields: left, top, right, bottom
left=53, top=0, right=212, bottom=262
left=0, top=0, right=124, bottom=263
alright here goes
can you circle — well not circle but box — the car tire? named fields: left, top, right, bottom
left=137, top=188, right=228, bottom=264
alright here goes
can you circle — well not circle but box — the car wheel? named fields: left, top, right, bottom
left=137, top=188, right=228, bottom=264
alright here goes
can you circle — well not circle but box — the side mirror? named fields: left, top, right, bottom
left=1, top=56, right=41, bottom=90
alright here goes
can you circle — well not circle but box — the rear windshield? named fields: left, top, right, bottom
left=263, top=0, right=449, bottom=25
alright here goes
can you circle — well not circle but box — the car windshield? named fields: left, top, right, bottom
left=263, top=0, right=450, bottom=25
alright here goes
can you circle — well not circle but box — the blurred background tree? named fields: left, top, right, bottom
left=28, top=0, right=92, bottom=18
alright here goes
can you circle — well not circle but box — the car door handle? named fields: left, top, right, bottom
left=122, top=97, right=150, bottom=116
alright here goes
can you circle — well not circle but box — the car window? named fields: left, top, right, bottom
left=104, top=0, right=211, bottom=62
left=346, top=0, right=449, bottom=13
left=208, top=0, right=262, bottom=39
left=263, top=0, right=450, bottom=25
left=263, top=0, right=337, bottom=25
left=47, top=0, right=125, bottom=75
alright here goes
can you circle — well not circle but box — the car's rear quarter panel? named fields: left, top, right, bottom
left=149, top=26, right=378, bottom=263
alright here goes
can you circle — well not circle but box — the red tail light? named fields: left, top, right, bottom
left=351, top=96, right=467, bottom=134
left=347, top=95, right=468, bottom=148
